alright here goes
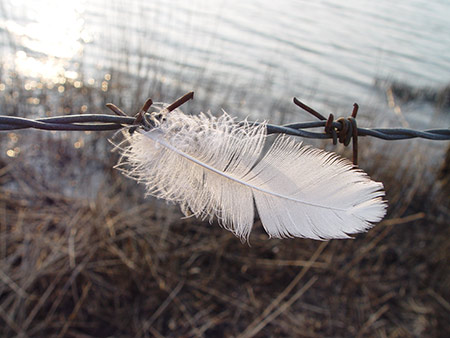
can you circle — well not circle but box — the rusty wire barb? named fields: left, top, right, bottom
left=0, top=91, right=449, bottom=164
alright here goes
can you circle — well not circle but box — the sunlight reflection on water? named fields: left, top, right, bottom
left=1, top=0, right=89, bottom=81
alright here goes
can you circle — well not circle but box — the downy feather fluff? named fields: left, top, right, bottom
left=117, top=107, right=387, bottom=240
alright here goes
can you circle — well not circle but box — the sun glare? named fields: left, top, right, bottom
left=1, top=0, right=90, bottom=81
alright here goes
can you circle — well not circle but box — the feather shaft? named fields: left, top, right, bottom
left=146, top=131, right=349, bottom=212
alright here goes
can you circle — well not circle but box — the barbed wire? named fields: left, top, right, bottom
left=1, top=92, right=449, bottom=165
left=1, top=111, right=449, bottom=140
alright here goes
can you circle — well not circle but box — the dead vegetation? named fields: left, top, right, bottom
left=0, top=70, right=448, bottom=337
left=0, top=137, right=449, bottom=337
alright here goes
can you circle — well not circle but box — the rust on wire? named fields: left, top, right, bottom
left=293, top=97, right=327, bottom=121
left=105, top=103, right=127, bottom=117
left=165, top=92, right=194, bottom=113
left=352, top=103, right=359, bottom=118
left=135, top=98, right=153, bottom=123
left=131, top=98, right=153, bottom=131
left=325, top=114, right=337, bottom=144
left=293, top=98, right=361, bottom=165
left=106, top=93, right=194, bottom=133
left=349, top=117, right=358, bottom=165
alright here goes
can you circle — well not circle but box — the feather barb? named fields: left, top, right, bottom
left=117, top=107, right=387, bottom=241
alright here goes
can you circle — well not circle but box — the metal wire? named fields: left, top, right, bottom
left=1, top=91, right=448, bottom=166
left=265, top=122, right=450, bottom=140
left=1, top=97, right=448, bottom=141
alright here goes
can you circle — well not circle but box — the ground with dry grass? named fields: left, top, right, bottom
left=0, top=71, right=449, bottom=337
left=0, top=132, right=449, bottom=337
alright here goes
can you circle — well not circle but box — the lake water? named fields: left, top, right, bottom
left=1, top=0, right=449, bottom=124
left=0, top=0, right=449, bottom=200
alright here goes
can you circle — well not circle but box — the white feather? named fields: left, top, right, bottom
left=117, top=108, right=387, bottom=240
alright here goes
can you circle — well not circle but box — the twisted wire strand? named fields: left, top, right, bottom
left=0, top=91, right=449, bottom=142
left=1, top=113, right=448, bottom=140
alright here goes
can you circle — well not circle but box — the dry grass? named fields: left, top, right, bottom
left=0, top=137, right=449, bottom=337
left=0, top=65, right=449, bottom=336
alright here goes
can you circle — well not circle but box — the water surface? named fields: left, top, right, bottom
left=1, top=0, right=449, bottom=121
